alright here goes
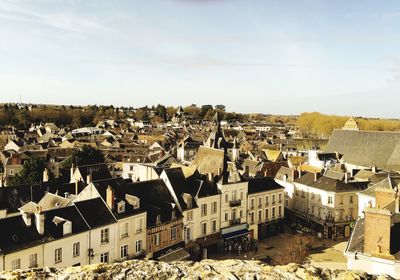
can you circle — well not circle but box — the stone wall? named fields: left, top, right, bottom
left=0, top=259, right=394, bottom=280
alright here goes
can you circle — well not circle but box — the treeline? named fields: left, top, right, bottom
left=297, top=112, right=400, bottom=138
left=0, top=103, right=249, bottom=129
left=0, top=104, right=127, bottom=129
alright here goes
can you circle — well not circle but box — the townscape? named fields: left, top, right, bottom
left=0, top=104, right=399, bottom=278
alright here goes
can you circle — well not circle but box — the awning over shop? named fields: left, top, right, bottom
left=221, top=229, right=249, bottom=240
left=158, top=248, right=190, bottom=262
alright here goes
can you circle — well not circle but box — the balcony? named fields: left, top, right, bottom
left=229, top=218, right=241, bottom=225
left=229, top=200, right=241, bottom=207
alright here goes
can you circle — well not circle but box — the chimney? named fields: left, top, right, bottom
left=70, top=163, right=76, bottom=181
left=34, top=206, right=45, bottom=235
left=43, top=168, right=49, bottom=182
left=364, top=206, right=393, bottom=258
left=106, top=186, right=115, bottom=210
left=0, top=175, right=3, bottom=187
left=86, top=173, right=92, bottom=184
left=344, top=172, right=348, bottom=183
left=22, top=212, right=32, bottom=227
left=75, top=181, right=79, bottom=195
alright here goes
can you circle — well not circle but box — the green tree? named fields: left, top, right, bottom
left=63, top=146, right=105, bottom=168
left=8, top=158, right=46, bottom=186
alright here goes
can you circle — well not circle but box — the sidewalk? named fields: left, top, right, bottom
left=208, top=231, right=348, bottom=269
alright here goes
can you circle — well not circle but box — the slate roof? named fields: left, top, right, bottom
left=247, top=177, right=284, bottom=194
left=44, top=206, right=90, bottom=239
left=73, top=197, right=116, bottom=229
left=295, top=172, right=366, bottom=192
left=0, top=215, right=43, bottom=254
left=327, top=129, right=400, bottom=171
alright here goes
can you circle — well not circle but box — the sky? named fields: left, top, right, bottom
left=0, top=0, right=400, bottom=118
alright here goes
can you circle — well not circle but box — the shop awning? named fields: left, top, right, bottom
left=222, top=229, right=249, bottom=240
left=158, top=248, right=190, bottom=262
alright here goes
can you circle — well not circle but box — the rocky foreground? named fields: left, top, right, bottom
left=0, top=259, right=393, bottom=280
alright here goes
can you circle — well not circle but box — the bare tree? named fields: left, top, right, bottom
left=272, top=235, right=315, bottom=265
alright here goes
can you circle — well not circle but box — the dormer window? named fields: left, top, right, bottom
left=63, top=221, right=72, bottom=236
left=117, top=201, right=126, bottom=214
left=156, top=214, right=161, bottom=224
left=172, top=209, right=176, bottom=220
left=125, top=194, right=140, bottom=210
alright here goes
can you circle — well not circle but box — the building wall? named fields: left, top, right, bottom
left=146, top=219, right=183, bottom=257
left=90, top=225, right=116, bottom=264
left=194, top=195, right=221, bottom=240
left=247, top=188, right=285, bottom=236
left=43, top=232, right=90, bottom=268
left=114, top=213, right=147, bottom=261
left=3, top=245, right=43, bottom=271
left=346, top=252, right=400, bottom=279
left=219, top=182, right=248, bottom=230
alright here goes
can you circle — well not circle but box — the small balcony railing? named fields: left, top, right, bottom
left=229, top=200, right=241, bottom=207
left=229, top=218, right=241, bottom=225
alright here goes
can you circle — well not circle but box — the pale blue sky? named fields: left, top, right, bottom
left=0, top=0, right=400, bottom=117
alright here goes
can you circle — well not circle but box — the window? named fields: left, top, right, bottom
left=170, top=227, right=177, bottom=240
left=101, top=228, right=109, bottom=244
left=186, top=227, right=192, bottom=241
left=250, top=212, right=254, bottom=224
left=201, top=204, right=207, bottom=217
left=212, top=220, right=217, bottom=232
left=265, top=209, right=269, bottom=220
left=258, top=197, right=262, bottom=207
left=240, top=192, right=243, bottom=200
left=29, top=254, right=38, bottom=268
left=136, top=218, right=143, bottom=233
left=258, top=210, right=262, bottom=222
left=100, top=252, right=109, bottom=263
left=130, top=165, right=134, bottom=171
left=135, top=240, right=142, bottom=253
left=240, top=210, right=243, bottom=218
left=250, top=198, right=254, bottom=207
left=225, top=194, right=228, bottom=202
left=11, top=258, right=20, bottom=270
left=187, top=210, right=193, bottom=221
left=120, top=245, right=129, bottom=259
left=10, top=169, right=14, bottom=176
left=154, top=233, right=161, bottom=246
left=328, top=196, right=333, bottom=204
left=224, top=213, right=228, bottom=221
left=265, top=196, right=269, bottom=205
left=272, top=207, right=275, bottom=218
left=212, top=201, right=217, bottom=214
left=73, top=242, right=80, bottom=257
left=350, top=196, right=353, bottom=204
left=272, top=195, right=276, bottom=203
left=201, top=222, right=207, bottom=236
left=278, top=206, right=282, bottom=217
left=279, top=193, right=282, bottom=201
left=55, top=248, right=62, bottom=263
left=121, top=222, right=129, bottom=238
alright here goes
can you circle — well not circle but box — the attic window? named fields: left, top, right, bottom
left=12, top=235, right=19, bottom=242
left=156, top=214, right=161, bottom=224
left=117, top=201, right=126, bottom=214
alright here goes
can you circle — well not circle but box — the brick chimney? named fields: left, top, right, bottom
left=70, top=163, right=76, bottom=182
left=106, top=186, right=115, bottom=210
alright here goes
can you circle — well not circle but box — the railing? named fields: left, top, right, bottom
left=229, top=218, right=241, bottom=225
left=230, top=200, right=241, bottom=207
